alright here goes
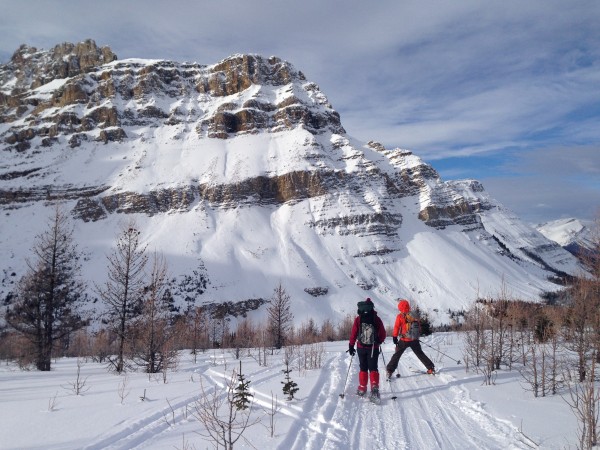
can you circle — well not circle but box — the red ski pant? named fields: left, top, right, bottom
left=357, top=346, right=380, bottom=391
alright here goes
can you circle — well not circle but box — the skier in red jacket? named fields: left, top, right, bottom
left=348, top=298, right=387, bottom=399
left=385, top=299, right=435, bottom=378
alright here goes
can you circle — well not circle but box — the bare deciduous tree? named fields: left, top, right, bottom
left=187, top=307, right=210, bottom=362
left=563, top=355, right=599, bottom=449
left=96, top=223, right=148, bottom=373
left=90, top=329, right=114, bottom=364
left=335, top=314, right=354, bottom=341
left=117, top=373, right=130, bottom=404
left=130, top=252, right=177, bottom=374
left=62, top=358, right=90, bottom=395
left=229, top=318, right=255, bottom=360
left=193, top=369, right=259, bottom=449
left=320, top=318, right=336, bottom=341
left=267, top=282, right=293, bottom=350
left=564, top=278, right=597, bottom=382
left=262, top=391, right=281, bottom=438
left=462, top=301, right=487, bottom=373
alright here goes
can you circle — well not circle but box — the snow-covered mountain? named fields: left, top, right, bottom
left=0, top=40, right=584, bottom=325
left=537, top=218, right=596, bottom=260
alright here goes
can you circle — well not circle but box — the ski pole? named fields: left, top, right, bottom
left=419, top=339, right=461, bottom=364
left=380, top=348, right=397, bottom=400
left=339, top=351, right=354, bottom=399
left=380, top=346, right=387, bottom=367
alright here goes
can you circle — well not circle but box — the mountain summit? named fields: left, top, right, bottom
left=0, top=40, right=583, bottom=324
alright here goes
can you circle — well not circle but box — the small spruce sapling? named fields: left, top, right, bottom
left=281, top=361, right=299, bottom=401
left=233, top=361, right=253, bottom=411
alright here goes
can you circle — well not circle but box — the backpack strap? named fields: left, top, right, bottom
left=400, top=313, right=409, bottom=338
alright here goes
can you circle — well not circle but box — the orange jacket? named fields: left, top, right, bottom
left=392, top=299, right=418, bottom=342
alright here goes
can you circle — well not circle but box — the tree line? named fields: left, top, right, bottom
left=458, top=221, right=600, bottom=449
left=0, top=206, right=369, bottom=372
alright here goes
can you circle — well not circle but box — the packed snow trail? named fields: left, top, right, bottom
left=279, top=336, right=533, bottom=450
left=52, top=338, right=536, bottom=450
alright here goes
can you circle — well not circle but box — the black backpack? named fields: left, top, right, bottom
left=357, top=301, right=376, bottom=346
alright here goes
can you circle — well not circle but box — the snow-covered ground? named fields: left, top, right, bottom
left=0, top=333, right=580, bottom=449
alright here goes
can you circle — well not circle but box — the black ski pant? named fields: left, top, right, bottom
left=357, top=346, right=380, bottom=372
left=386, top=340, right=434, bottom=373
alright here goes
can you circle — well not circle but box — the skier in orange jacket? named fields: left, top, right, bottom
left=385, top=299, right=434, bottom=378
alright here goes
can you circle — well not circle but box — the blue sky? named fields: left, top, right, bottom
left=1, top=0, right=598, bottom=223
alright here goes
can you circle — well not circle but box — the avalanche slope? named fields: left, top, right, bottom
left=279, top=336, right=534, bottom=450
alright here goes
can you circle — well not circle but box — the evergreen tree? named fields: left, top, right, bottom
left=281, top=361, right=299, bottom=401
left=415, top=306, right=433, bottom=336
left=233, top=361, right=253, bottom=410
left=6, top=206, right=86, bottom=371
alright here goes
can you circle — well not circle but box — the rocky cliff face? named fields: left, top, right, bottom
left=1, top=46, right=343, bottom=151
left=0, top=40, right=479, bottom=232
left=0, top=40, right=584, bottom=323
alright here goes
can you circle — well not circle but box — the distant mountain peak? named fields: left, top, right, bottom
left=537, top=218, right=595, bottom=260
left=0, top=42, right=343, bottom=154
left=2, top=39, right=117, bottom=91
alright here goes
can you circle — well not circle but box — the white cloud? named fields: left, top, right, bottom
left=1, top=0, right=599, bottom=222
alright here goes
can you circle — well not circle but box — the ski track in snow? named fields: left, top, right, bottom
left=78, top=337, right=532, bottom=450
left=81, top=360, right=281, bottom=450
left=281, top=336, right=531, bottom=450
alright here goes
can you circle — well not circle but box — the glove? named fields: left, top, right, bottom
left=393, top=336, right=399, bottom=345
left=348, top=344, right=356, bottom=356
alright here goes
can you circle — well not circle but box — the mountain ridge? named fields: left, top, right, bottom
left=537, top=218, right=596, bottom=261
left=0, top=40, right=583, bottom=325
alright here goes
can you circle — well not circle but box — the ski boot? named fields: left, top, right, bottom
left=369, top=387, right=381, bottom=404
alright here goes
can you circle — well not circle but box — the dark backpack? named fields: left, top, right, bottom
left=403, top=311, right=421, bottom=340
left=358, top=321, right=376, bottom=345
left=357, top=301, right=376, bottom=345
left=356, top=301, right=374, bottom=315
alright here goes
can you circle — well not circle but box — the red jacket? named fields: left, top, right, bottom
left=349, top=313, right=386, bottom=348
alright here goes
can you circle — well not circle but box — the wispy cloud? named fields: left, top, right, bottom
left=0, top=0, right=598, bottom=222
left=480, top=146, right=600, bottom=223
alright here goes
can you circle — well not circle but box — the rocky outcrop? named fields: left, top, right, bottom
left=198, top=54, right=299, bottom=96
left=0, top=185, right=109, bottom=206
left=309, top=212, right=402, bottom=237
left=1, top=49, right=344, bottom=152
left=70, top=170, right=350, bottom=220
left=1, top=39, right=117, bottom=91
left=417, top=180, right=492, bottom=229
left=418, top=202, right=481, bottom=228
